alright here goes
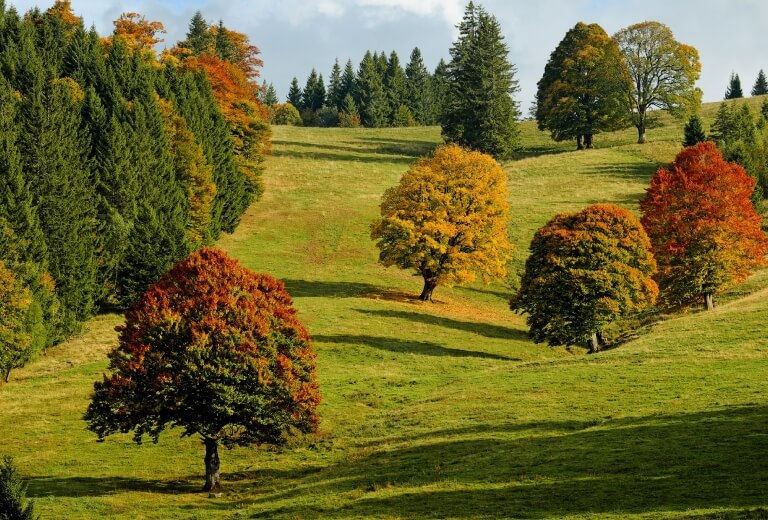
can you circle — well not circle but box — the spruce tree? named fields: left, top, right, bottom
left=327, top=58, right=343, bottom=110
left=213, top=20, right=235, bottom=62
left=405, top=47, right=433, bottom=125
left=431, top=58, right=450, bottom=125
left=302, top=69, right=325, bottom=111
left=339, top=93, right=360, bottom=127
left=683, top=114, right=706, bottom=147
left=0, top=456, right=36, bottom=520
left=339, top=59, right=356, bottom=108
left=181, top=11, right=212, bottom=56
left=263, top=82, right=278, bottom=107
left=752, top=69, right=768, bottom=96
left=287, top=77, right=302, bottom=108
left=383, top=50, right=406, bottom=125
left=725, top=72, right=744, bottom=99
left=443, top=3, right=520, bottom=158
left=355, top=51, right=388, bottom=128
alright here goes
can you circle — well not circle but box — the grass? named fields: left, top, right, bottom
left=2, top=101, right=768, bottom=519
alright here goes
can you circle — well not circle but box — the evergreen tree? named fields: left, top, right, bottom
left=725, top=72, right=744, bottom=99
left=327, top=58, right=343, bottom=110
left=302, top=69, right=325, bottom=112
left=683, top=114, right=706, bottom=147
left=339, top=59, right=356, bottom=108
left=443, top=2, right=520, bottom=158
left=405, top=47, right=433, bottom=125
left=287, top=77, right=302, bottom=108
left=355, top=51, right=388, bottom=128
left=374, top=51, right=388, bottom=77
left=0, top=456, right=36, bottom=520
left=263, top=82, right=278, bottom=107
left=338, top=93, right=360, bottom=127
left=383, top=50, right=406, bottom=125
left=213, top=20, right=234, bottom=62
left=180, top=11, right=212, bottom=56
left=431, top=58, right=450, bottom=125
left=752, top=69, right=768, bottom=96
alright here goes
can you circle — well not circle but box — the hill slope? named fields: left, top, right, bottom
left=1, top=101, right=767, bottom=519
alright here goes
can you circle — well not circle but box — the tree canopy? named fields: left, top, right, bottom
left=85, top=248, right=321, bottom=491
left=640, top=142, right=768, bottom=310
left=511, top=204, right=658, bottom=352
left=371, top=144, right=512, bottom=301
left=536, top=22, right=631, bottom=150
left=614, top=21, right=701, bottom=144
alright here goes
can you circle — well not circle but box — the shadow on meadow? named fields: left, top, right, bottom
left=283, top=279, right=417, bottom=303
left=241, top=404, right=768, bottom=518
left=356, top=308, right=528, bottom=342
left=26, top=475, right=199, bottom=497
left=313, top=334, right=518, bottom=361
left=271, top=136, right=437, bottom=164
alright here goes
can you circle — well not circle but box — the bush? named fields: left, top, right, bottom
left=338, top=112, right=361, bottom=128
left=316, top=107, right=340, bottom=128
left=270, top=103, right=302, bottom=126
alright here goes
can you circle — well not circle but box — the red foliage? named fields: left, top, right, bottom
left=640, top=141, right=768, bottom=307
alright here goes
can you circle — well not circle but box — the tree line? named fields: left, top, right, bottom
left=724, top=69, right=768, bottom=99
left=0, top=1, right=271, bottom=381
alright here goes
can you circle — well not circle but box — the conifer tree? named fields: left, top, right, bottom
left=181, top=11, right=212, bottom=56
left=752, top=69, right=768, bottom=96
left=287, top=76, right=302, bottom=108
left=443, top=2, right=520, bottom=158
left=213, top=20, right=234, bottom=61
left=355, top=51, right=388, bottom=128
left=263, top=82, right=278, bottom=107
left=0, top=456, right=36, bottom=519
left=725, top=72, right=744, bottom=99
left=682, top=114, right=706, bottom=147
left=374, top=51, right=388, bottom=77
left=339, top=93, right=360, bottom=127
left=383, top=50, right=406, bottom=125
left=339, top=59, right=356, bottom=108
left=302, top=69, right=325, bottom=111
left=327, top=58, right=343, bottom=110
left=431, top=58, right=450, bottom=125
left=405, top=47, right=433, bottom=125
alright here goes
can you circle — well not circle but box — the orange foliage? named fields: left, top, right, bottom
left=111, top=12, right=165, bottom=50
left=45, top=0, right=80, bottom=28
left=640, top=141, right=768, bottom=308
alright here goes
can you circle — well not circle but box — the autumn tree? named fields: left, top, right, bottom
left=614, top=21, right=701, bottom=144
left=752, top=69, right=768, bottom=96
left=85, top=248, right=321, bottom=491
left=511, top=205, right=658, bottom=352
left=371, top=144, right=512, bottom=301
left=724, top=72, right=743, bottom=100
left=640, top=142, right=768, bottom=310
left=536, top=22, right=632, bottom=150
left=442, top=2, right=520, bottom=157
left=107, top=12, right=165, bottom=56
left=0, top=261, right=32, bottom=383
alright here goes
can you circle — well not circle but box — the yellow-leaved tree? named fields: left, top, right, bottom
left=371, top=144, right=512, bottom=301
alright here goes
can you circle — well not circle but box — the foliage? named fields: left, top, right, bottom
left=392, top=105, right=416, bottom=127
left=752, top=69, right=768, bottom=96
left=614, top=21, right=701, bottom=143
left=383, top=51, right=406, bottom=125
left=338, top=94, right=361, bottom=128
left=271, top=103, right=302, bottom=126
left=371, top=144, right=512, bottom=301
left=511, top=204, right=658, bottom=351
left=286, top=77, right=302, bottom=107
left=0, top=456, right=36, bottom=520
left=107, top=12, right=165, bottom=56
left=640, top=142, right=768, bottom=309
left=404, top=47, right=433, bottom=125
left=724, top=72, right=744, bottom=99
left=316, top=106, right=340, bottom=128
left=0, top=261, right=32, bottom=384
left=85, top=247, right=321, bottom=490
left=442, top=2, right=520, bottom=158
left=682, top=114, right=706, bottom=147
left=355, top=51, right=388, bottom=128
left=302, top=68, right=325, bottom=112
left=536, top=22, right=632, bottom=149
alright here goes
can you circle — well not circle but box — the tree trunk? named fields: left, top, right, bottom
left=704, top=292, right=714, bottom=311
left=3, top=369, right=9, bottom=383
left=576, top=135, right=583, bottom=150
left=637, top=122, right=646, bottom=144
left=588, top=332, right=600, bottom=354
left=203, top=438, right=221, bottom=492
left=419, top=277, right=438, bottom=302
left=584, top=133, right=593, bottom=149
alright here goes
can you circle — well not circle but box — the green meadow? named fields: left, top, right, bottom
left=2, top=98, right=767, bottom=519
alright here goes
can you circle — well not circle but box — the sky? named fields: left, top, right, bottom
left=6, top=0, right=768, bottom=112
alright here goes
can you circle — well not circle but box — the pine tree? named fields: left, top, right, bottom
left=287, top=77, right=302, bottom=108
left=181, top=11, right=212, bottom=56
left=339, top=93, right=360, bottom=127
left=443, top=3, right=520, bottom=158
left=405, top=47, right=433, bottom=125
left=374, top=51, right=388, bottom=77
left=683, top=114, right=706, bottom=147
left=725, top=72, right=744, bottom=99
left=263, top=82, right=278, bottom=106
left=752, top=69, right=768, bottom=96
left=431, top=58, right=450, bottom=125
left=0, top=456, right=36, bottom=520
left=327, top=58, right=342, bottom=110
left=383, top=50, right=406, bottom=125
left=339, top=59, right=356, bottom=108
left=213, top=20, right=234, bottom=62
left=355, top=51, right=388, bottom=128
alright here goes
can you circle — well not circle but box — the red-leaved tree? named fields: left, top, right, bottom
left=85, top=248, right=320, bottom=491
left=640, top=141, right=768, bottom=310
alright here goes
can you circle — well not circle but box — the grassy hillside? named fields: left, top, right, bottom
left=1, top=100, right=767, bottom=519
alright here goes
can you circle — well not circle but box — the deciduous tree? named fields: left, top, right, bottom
left=0, top=261, right=32, bottom=383
left=511, top=205, right=658, bottom=352
left=536, top=22, right=632, bottom=150
left=85, top=248, right=321, bottom=491
left=371, top=144, right=512, bottom=301
left=640, top=142, right=768, bottom=310
left=614, top=21, right=701, bottom=144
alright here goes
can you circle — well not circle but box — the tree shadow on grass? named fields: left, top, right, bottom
left=26, top=475, right=198, bottom=497
left=271, top=148, right=417, bottom=165
left=282, top=279, right=417, bottom=303
left=239, top=405, right=768, bottom=518
left=357, top=308, right=529, bottom=342
left=313, top=334, right=519, bottom=361
left=585, top=162, right=657, bottom=180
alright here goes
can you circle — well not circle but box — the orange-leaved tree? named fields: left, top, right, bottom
left=106, top=12, right=166, bottom=56
left=371, top=144, right=512, bottom=301
left=84, top=248, right=321, bottom=491
left=0, top=260, right=32, bottom=383
left=511, top=204, right=658, bottom=352
left=640, top=141, right=768, bottom=310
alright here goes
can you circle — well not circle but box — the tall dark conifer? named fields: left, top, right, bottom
left=383, top=50, right=406, bottom=125
left=181, top=11, right=212, bottom=56
left=287, top=76, right=302, bottom=107
left=752, top=69, right=768, bottom=97
left=405, top=47, right=433, bottom=125
left=725, top=72, right=744, bottom=99
left=327, top=59, right=343, bottom=110
left=355, top=51, right=387, bottom=128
